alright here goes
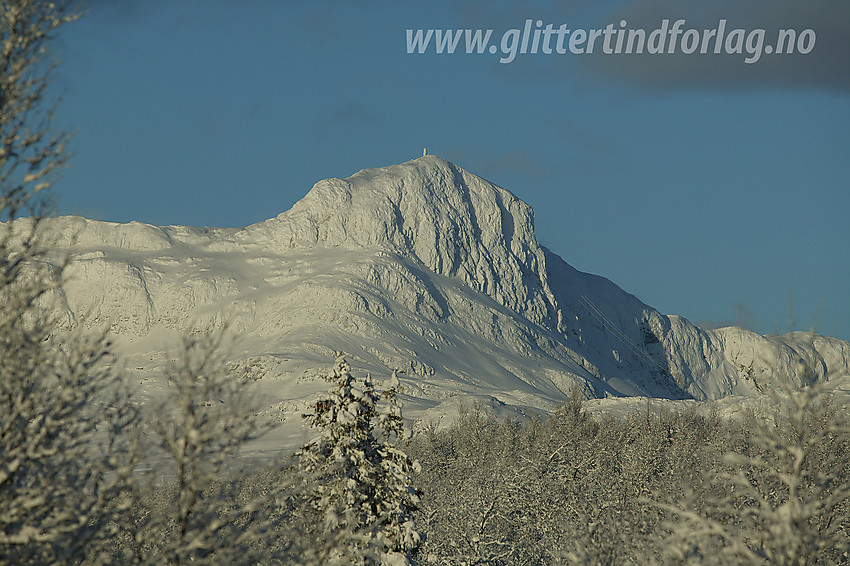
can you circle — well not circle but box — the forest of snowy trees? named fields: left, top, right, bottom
left=408, top=389, right=850, bottom=565
left=2, top=2, right=849, bottom=564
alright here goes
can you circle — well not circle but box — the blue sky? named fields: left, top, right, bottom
left=51, top=0, right=848, bottom=340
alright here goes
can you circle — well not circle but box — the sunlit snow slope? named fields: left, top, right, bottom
left=39, top=156, right=850, bottom=436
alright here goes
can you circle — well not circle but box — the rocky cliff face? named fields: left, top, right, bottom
left=31, top=156, right=850, bottom=429
left=242, top=157, right=559, bottom=330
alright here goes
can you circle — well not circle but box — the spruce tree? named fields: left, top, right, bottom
left=299, top=356, right=421, bottom=565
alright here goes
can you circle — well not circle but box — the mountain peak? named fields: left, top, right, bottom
left=251, top=156, right=559, bottom=327
left=26, top=155, right=850, bottom=422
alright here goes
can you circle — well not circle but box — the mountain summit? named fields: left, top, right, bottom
left=247, top=155, right=558, bottom=329
left=37, top=156, right=850, bottom=431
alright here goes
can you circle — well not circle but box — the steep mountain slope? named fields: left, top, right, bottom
left=36, top=156, right=850, bottom=434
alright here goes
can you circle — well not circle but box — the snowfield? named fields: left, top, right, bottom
left=34, top=155, right=850, bottom=448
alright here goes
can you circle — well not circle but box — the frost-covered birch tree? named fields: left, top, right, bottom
left=662, top=384, right=850, bottom=565
left=0, top=2, right=143, bottom=564
left=129, top=332, right=273, bottom=566
left=1, top=0, right=78, bottom=211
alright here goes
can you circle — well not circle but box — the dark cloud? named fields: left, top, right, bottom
left=581, top=0, right=850, bottom=92
left=553, top=115, right=619, bottom=158
left=445, top=147, right=549, bottom=183
left=442, top=0, right=849, bottom=93
left=313, top=101, right=379, bottom=142
left=477, top=149, right=546, bottom=178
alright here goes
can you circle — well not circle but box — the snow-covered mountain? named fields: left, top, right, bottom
left=38, top=155, right=850, bottom=436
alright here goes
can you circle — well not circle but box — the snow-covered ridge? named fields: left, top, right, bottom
left=25, top=155, right=850, bottom=434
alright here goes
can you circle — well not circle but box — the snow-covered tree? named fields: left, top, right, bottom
left=0, top=3, right=143, bottom=564
left=298, top=356, right=421, bottom=565
left=130, top=332, right=273, bottom=565
left=375, top=372, right=423, bottom=559
left=0, top=314, right=138, bottom=564
left=661, top=383, right=850, bottom=565
left=1, top=0, right=79, bottom=211
left=409, top=394, right=728, bottom=565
